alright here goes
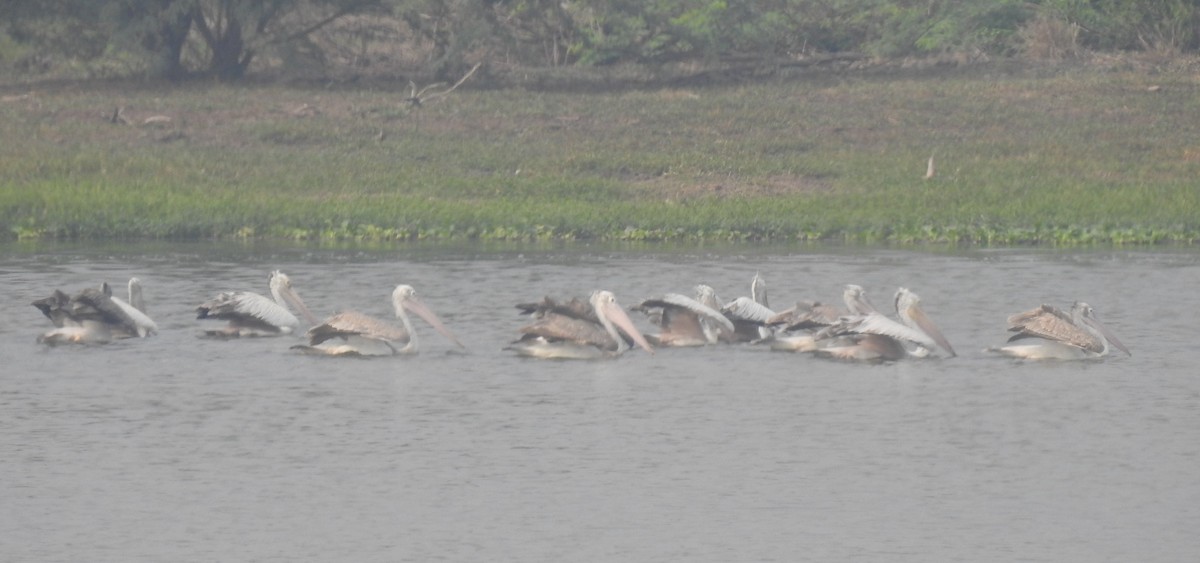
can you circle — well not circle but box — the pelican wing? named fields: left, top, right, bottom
left=33, top=290, right=74, bottom=327
left=72, top=288, right=143, bottom=336
left=638, top=293, right=734, bottom=332
left=1006, top=304, right=1101, bottom=353
left=721, top=296, right=775, bottom=324
left=516, top=296, right=599, bottom=324
left=197, top=290, right=300, bottom=331
left=837, top=312, right=940, bottom=350
left=518, top=311, right=619, bottom=351
left=768, top=301, right=842, bottom=330
left=634, top=293, right=731, bottom=345
left=308, top=311, right=408, bottom=346
left=110, top=296, right=157, bottom=337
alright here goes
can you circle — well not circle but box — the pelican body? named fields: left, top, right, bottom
left=293, top=284, right=464, bottom=356
left=103, top=278, right=158, bottom=337
left=690, top=281, right=776, bottom=344
left=814, top=286, right=956, bottom=362
left=768, top=284, right=876, bottom=352
left=197, top=270, right=316, bottom=337
left=990, top=302, right=1130, bottom=360
left=633, top=293, right=734, bottom=347
left=33, top=278, right=157, bottom=344
left=767, top=300, right=845, bottom=352
left=507, top=291, right=654, bottom=360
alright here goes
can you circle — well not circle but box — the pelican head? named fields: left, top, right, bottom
left=269, top=270, right=317, bottom=325
left=590, top=290, right=654, bottom=354
left=694, top=284, right=721, bottom=309
left=392, top=284, right=465, bottom=349
left=894, top=287, right=956, bottom=357
left=128, top=277, right=146, bottom=312
left=843, top=284, right=877, bottom=315
left=751, top=272, right=768, bottom=307
left=1073, top=301, right=1130, bottom=356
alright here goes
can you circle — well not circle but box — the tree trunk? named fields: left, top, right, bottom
left=143, top=7, right=193, bottom=80
left=192, top=6, right=253, bottom=81
left=209, top=20, right=252, bottom=80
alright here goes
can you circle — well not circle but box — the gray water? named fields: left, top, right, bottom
left=1, top=242, right=1197, bottom=562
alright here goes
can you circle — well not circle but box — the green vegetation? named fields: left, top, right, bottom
left=2, top=61, right=1199, bottom=246
left=3, top=1, right=1200, bottom=82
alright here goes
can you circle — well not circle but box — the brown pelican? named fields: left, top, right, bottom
left=292, top=284, right=464, bottom=356
left=33, top=279, right=156, bottom=344
left=813, top=286, right=956, bottom=362
left=632, top=293, right=734, bottom=347
left=507, top=290, right=654, bottom=359
left=989, top=302, right=1130, bottom=360
left=196, top=270, right=317, bottom=337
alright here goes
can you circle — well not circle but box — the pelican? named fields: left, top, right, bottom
left=722, top=272, right=776, bottom=342
left=767, top=300, right=846, bottom=352
left=767, top=284, right=872, bottom=352
left=102, top=277, right=157, bottom=337
left=692, top=284, right=738, bottom=343
left=33, top=279, right=155, bottom=344
left=196, top=270, right=317, bottom=337
left=690, top=282, right=774, bottom=343
left=751, top=271, right=768, bottom=309
left=989, top=302, right=1130, bottom=360
left=292, top=284, right=464, bottom=356
left=813, top=286, right=956, bottom=362
left=506, top=290, right=654, bottom=359
left=33, top=289, right=111, bottom=344
left=632, top=293, right=734, bottom=347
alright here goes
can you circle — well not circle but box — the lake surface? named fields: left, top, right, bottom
left=2, top=242, right=1197, bottom=562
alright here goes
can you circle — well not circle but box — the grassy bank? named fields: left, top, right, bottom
left=2, top=63, right=1199, bottom=245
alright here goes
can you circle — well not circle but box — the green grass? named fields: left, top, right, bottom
left=2, top=63, right=1199, bottom=245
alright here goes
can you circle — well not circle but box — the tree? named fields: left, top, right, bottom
left=188, top=0, right=385, bottom=80
left=101, top=0, right=383, bottom=80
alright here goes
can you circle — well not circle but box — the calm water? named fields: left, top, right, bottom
left=1, top=242, right=1197, bottom=562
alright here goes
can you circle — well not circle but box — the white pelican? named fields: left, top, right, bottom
left=632, top=293, right=734, bottom=347
left=506, top=290, right=654, bottom=359
left=768, top=284, right=871, bottom=352
left=196, top=270, right=316, bottom=337
left=751, top=271, right=768, bottom=309
left=767, top=300, right=845, bottom=352
left=693, top=284, right=737, bottom=342
left=33, top=280, right=155, bottom=344
left=720, top=296, right=776, bottom=342
left=691, top=281, right=774, bottom=343
left=101, top=277, right=157, bottom=337
left=292, top=284, right=464, bottom=356
left=723, top=272, right=776, bottom=342
left=989, top=302, right=1130, bottom=360
left=813, top=286, right=956, bottom=362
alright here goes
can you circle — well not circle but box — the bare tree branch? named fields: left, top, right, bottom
left=407, top=62, right=482, bottom=107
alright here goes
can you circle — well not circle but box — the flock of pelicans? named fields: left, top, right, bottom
left=31, top=271, right=1131, bottom=362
